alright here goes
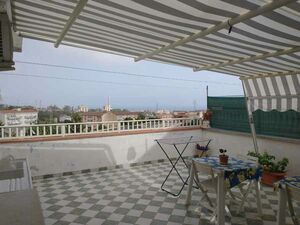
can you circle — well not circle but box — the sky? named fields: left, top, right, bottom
left=0, top=38, right=243, bottom=111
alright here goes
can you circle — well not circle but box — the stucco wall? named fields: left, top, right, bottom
left=0, top=130, right=203, bottom=177
left=203, top=129, right=300, bottom=176
left=0, top=128, right=299, bottom=177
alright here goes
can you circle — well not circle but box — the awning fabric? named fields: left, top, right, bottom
left=242, top=74, right=300, bottom=112
left=10, top=0, right=300, bottom=78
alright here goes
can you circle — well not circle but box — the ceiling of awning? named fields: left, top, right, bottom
left=10, top=0, right=300, bottom=78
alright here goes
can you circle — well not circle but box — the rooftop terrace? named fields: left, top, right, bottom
left=34, top=160, right=298, bottom=225
left=0, top=120, right=299, bottom=225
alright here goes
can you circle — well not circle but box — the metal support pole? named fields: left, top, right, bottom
left=206, top=85, right=208, bottom=110
left=242, top=81, right=259, bottom=153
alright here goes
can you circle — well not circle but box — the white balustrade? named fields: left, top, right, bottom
left=0, top=118, right=202, bottom=140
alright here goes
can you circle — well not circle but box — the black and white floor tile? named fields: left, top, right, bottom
left=33, top=161, right=299, bottom=225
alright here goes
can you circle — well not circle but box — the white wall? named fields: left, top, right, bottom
left=0, top=129, right=299, bottom=177
left=0, top=130, right=203, bottom=177
left=203, top=129, right=300, bottom=176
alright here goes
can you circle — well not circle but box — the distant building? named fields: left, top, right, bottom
left=81, top=111, right=139, bottom=122
left=77, top=105, right=88, bottom=112
left=185, top=111, right=201, bottom=119
left=156, top=109, right=170, bottom=114
left=114, top=111, right=139, bottom=120
left=0, top=108, right=38, bottom=126
left=103, top=96, right=112, bottom=112
left=81, top=111, right=117, bottom=123
left=173, top=111, right=187, bottom=118
left=156, top=109, right=173, bottom=119
left=156, top=113, right=173, bottom=119
left=59, top=114, right=72, bottom=123
left=81, top=112, right=103, bottom=123
left=102, top=111, right=117, bottom=122
left=173, top=111, right=201, bottom=119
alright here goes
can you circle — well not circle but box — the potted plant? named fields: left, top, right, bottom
left=195, top=144, right=209, bottom=157
left=248, top=151, right=289, bottom=186
left=219, top=149, right=228, bottom=165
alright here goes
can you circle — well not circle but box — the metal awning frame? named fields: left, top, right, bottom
left=54, top=0, right=88, bottom=48
left=194, top=45, right=300, bottom=72
left=51, top=0, right=298, bottom=77
left=133, top=0, right=296, bottom=64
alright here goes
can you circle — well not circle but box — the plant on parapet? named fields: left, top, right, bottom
left=203, top=110, right=212, bottom=121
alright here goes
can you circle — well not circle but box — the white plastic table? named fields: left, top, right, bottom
left=186, top=156, right=262, bottom=225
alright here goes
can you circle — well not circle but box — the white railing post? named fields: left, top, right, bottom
left=61, top=125, right=65, bottom=136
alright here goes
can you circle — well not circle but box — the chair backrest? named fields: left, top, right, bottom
left=192, top=161, right=216, bottom=186
left=287, top=184, right=300, bottom=202
left=236, top=154, right=259, bottom=165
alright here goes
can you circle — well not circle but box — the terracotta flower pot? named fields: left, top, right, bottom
left=219, top=155, right=229, bottom=165
left=261, top=171, right=286, bottom=186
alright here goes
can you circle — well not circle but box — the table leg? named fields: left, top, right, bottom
left=254, top=180, right=262, bottom=216
left=186, top=162, right=195, bottom=205
left=217, top=171, right=225, bottom=225
left=277, top=185, right=287, bottom=225
left=156, top=137, right=195, bottom=197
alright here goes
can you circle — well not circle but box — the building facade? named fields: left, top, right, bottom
left=115, top=111, right=139, bottom=120
left=77, top=105, right=89, bottom=113
left=59, top=114, right=72, bottom=123
left=0, top=108, right=38, bottom=126
left=81, top=111, right=139, bottom=122
left=81, top=112, right=103, bottom=123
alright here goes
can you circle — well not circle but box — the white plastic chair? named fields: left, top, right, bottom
left=192, top=161, right=232, bottom=221
left=230, top=154, right=260, bottom=213
left=286, top=184, right=300, bottom=225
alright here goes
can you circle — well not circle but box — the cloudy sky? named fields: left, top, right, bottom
left=0, top=38, right=243, bottom=110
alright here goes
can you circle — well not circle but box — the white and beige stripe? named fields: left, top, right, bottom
left=242, top=74, right=300, bottom=112
left=9, top=0, right=300, bottom=77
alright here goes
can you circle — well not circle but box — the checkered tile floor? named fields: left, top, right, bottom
left=34, top=161, right=300, bottom=225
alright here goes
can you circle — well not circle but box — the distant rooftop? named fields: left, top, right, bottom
left=0, top=108, right=38, bottom=113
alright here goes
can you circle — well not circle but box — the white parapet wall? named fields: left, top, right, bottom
left=0, top=128, right=299, bottom=177
left=0, top=129, right=203, bottom=177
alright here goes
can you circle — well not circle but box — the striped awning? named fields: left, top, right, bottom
left=242, top=74, right=300, bottom=112
left=9, top=0, right=300, bottom=79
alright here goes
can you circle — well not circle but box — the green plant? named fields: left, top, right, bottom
left=71, top=112, right=82, bottom=123
left=247, top=151, right=289, bottom=173
left=203, top=111, right=212, bottom=120
left=219, top=148, right=227, bottom=156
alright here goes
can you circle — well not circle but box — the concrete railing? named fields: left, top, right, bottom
left=0, top=118, right=203, bottom=140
